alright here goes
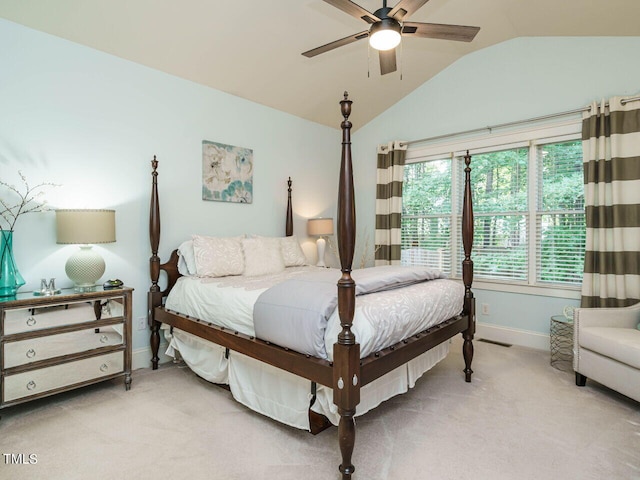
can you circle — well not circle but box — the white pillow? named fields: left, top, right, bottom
left=192, top=235, right=245, bottom=277
left=177, top=240, right=197, bottom=276
left=242, top=237, right=285, bottom=277
left=280, top=235, right=307, bottom=267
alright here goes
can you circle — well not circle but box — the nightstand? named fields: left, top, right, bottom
left=0, top=286, right=133, bottom=410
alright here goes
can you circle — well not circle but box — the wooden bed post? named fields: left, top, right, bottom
left=461, top=151, right=475, bottom=382
left=334, top=92, right=360, bottom=480
left=148, top=156, right=162, bottom=370
left=286, top=177, right=293, bottom=237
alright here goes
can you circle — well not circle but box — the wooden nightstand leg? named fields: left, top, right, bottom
left=125, top=373, right=132, bottom=391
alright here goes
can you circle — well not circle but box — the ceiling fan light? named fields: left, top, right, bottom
left=369, top=18, right=401, bottom=51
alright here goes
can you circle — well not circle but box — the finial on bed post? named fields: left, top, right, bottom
left=334, top=91, right=360, bottom=480
left=462, top=150, right=475, bottom=382
left=149, top=156, right=162, bottom=369
left=286, top=177, right=293, bottom=237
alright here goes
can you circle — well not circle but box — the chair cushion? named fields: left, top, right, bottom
left=579, top=327, right=640, bottom=369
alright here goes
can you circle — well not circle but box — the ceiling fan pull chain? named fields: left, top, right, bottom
left=367, top=41, right=370, bottom=78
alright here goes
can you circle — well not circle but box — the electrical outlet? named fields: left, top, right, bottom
left=136, top=316, right=147, bottom=331
left=481, top=303, right=490, bottom=315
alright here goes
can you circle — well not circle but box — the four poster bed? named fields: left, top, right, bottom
left=147, top=93, right=475, bottom=479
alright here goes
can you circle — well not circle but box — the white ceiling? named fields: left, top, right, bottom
left=2, top=0, right=640, bottom=129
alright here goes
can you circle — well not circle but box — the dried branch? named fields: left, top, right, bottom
left=0, top=172, right=58, bottom=231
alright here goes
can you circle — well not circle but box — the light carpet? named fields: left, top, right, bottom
left=1, top=337, right=638, bottom=480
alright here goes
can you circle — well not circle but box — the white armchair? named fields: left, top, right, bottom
left=573, top=302, right=640, bottom=402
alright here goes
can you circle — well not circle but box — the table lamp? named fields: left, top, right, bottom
left=56, top=209, right=116, bottom=291
left=307, top=217, right=333, bottom=267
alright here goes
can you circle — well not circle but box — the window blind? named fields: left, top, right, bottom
left=535, top=141, right=585, bottom=284
left=401, top=132, right=585, bottom=289
left=402, top=159, right=452, bottom=272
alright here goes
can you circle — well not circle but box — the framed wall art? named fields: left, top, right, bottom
left=202, top=140, right=253, bottom=203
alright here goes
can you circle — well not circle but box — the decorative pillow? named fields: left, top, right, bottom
left=280, top=235, right=307, bottom=267
left=242, top=237, right=285, bottom=277
left=177, top=240, right=197, bottom=276
left=192, top=235, right=245, bottom=277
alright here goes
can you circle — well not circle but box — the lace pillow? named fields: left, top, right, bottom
left=280, top=235, right=307, bottom=267
left=192, top=235, right=244, bottom=277
left=242, top=237, right=285, bottom=277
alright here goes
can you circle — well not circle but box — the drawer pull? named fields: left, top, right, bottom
left=26, top=317, right=37, bottom=327
left=100, top=363, right=109, bottom=372
left=26, top=380, right=37, bottom=391
left=100, top=335, right=109, bottom=344
left=26, top=349, right=36, bottom=359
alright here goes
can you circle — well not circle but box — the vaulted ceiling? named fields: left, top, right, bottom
left=2, top=0, right=640, bottom=129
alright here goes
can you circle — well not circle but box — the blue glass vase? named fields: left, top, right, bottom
left=0, top=230, right=26, bottom=297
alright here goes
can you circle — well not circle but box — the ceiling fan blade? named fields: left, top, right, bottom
left=322, top=0, right=380, bottom=24
left=402, top=22, right=480, bottom=42
left=302, top=31, right=369, bottom=58
left=389, top=0, right=431, bottom=21
left=379, top=49, right=397, bottom=75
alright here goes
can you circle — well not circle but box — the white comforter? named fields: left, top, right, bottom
left=165, top=266, right=464, bottom=360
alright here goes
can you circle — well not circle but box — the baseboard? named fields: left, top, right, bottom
left=132, top=343, right=173, bottom=370
left=476, top=322, right=549, bottom=351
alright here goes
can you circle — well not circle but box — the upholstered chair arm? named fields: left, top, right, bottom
left=574, top=302, right=640, bottom=330
left=573, top=302, right=640, bottom=375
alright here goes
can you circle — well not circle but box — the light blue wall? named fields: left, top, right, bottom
left=0, top=19, right=341, bottom=351
left=353, top=37, right=640, bottom=340
left=473, top=289, right=577, bottom=339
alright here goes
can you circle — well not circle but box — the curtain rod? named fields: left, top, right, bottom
left=403, top=95, right=640, bottom=147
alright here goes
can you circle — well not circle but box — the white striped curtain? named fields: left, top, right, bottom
left=581, top=97, right=640, bottom=307
left=375, top=141, right=407, bottom=265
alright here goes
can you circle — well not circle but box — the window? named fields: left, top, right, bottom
left=401, top=126, right=585, bottom=290
left=402, top=159, right=452, bottom=273
left=465, top=147, right=529, bottom=281
left=536, top=141, right=585, bottom=285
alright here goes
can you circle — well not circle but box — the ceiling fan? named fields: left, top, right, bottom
left=302, top=0, right=480, bottom=75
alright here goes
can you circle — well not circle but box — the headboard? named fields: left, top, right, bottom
left=148, top=163, right=295, bottom=303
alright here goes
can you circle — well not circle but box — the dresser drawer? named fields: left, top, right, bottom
left=3, top=326, right=124, bottom=368
left=3, top=298, right=124, bottom=335
left=3, top=351, right=124, bottom=403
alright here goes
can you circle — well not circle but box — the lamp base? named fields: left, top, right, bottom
left=316, top=237, right=327, bottom=268
left=73, top=285, right=99, bottom=293
left=65, top=245, right=105, bottom=290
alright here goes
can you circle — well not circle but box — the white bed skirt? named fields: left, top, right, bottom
left=166, top=328, right=450, bottom=430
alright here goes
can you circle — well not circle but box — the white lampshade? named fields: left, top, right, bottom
left=56, top=209, right=116, bottom=290
left=307, top=218, right=334, bottom=237
left=308, top=218, right=334, bottom=267
left=369, top=19, right=402, bottom=51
